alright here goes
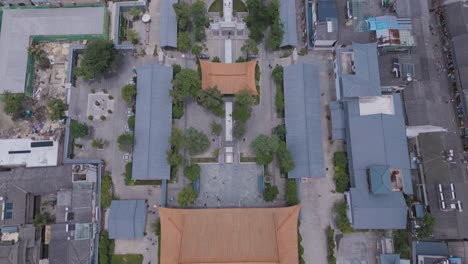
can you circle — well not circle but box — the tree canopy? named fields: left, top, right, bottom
left=75, top=40, right=118, bottom=80
left=184, top=127, right=210, bottom=155
left=266, top=0, right=284, bottom=50
left=277, top=141, right=295, bottom=174
left=177, top=186, right=197, bottom=206
left=2, top=92, right=25, bottom=119
left=173, top=2, right=191, bottom=31
left=250, top=134, right=280, bottom=165
left=197, top=87, right=225, bottom=116
left=171, top=69, right=201, bottom=103
left=241, top=38, right=259, bottom=55
left=233, top=90, right=255, bottom=122
left=263, top=184, right=279, bottom=202
left=121, top=84, right=137, bottom=105
left=177, top=31, right=192, bottom=53
left=184, top=164, right=201, bottom=182
left=191, top=0, right=208, bottom=41
left=70, top=120, right=89, bottom=139
left=127, top=115, right=135, bottom=130
left=47, top=98, right=65, bottom=121
left=117, top=132, right=134, bottom=152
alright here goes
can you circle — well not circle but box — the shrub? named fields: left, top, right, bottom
left=334, top=152, right=350, bottom=193
left=211, top=121, right=222, bottom=136
left=173, top=103, right=184, bottom=119
left=272, top=124, right=286, bottom=141
left=285, top=179, right=299, bottom=206
left=169, top=127, right=185, bottom=150
left=107, top=109, right=113, bottom=114
left=99, top=231, right=111, bottom=264
left=335, top=201, right=353, bottom=233
left=127, top=115, right=135, bottom=130
left=327, top=226, right=336, bottom=264
left=101, top=172, right=112, bottom=209
left=212, top=56, right=221, bottom=62
left=166, top=150, right=184, bottom=167
left=102, top=88, right=108, bottom=94
left=184, top=127, right=210, bottom=155
left=416, top=213, right=436, bottom=239
left=88, top=115, right=94, bottom=120
left=33, top=212, right=51, bottom=229
left=70, top=120, right=89, bottom=139
left=124, top=162, right=134, bottom=185
left=92, top=138, right=105, bottom=149
left=177, top=31, right=192, bottom=53
left=197, top=87, right=225, bottom=116
left=2, top=92, right=25, bottom=118
left=100, top=115, right=106, bottom=121
left=277, top=141, right=295, bottom=174
left=126, top=29, right=139, bottom=44
left=177, top=186, right=197, bottom=206
left=108, top=95, right=114, bottom=100
left=192, top=45, right=203, bottom=56
left=263, top=183, right=279, bottom=202
left=393, top=230, right=410, bottom=259
left=255, top=63, right=260, bottom=82
left=184, top=164, right=201, bottom=182
left=117, top=133, right=134, bottom=152
left=153, top=218, right=161, bottom=236
left=47, top=98, right=65, bottom=121
left=172, top=64, right=182, bottom=79
left=91, top=88, right=96, bottom=93
left=233, top=122, right=246, bottom=140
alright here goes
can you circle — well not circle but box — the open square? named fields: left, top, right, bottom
left=87, top=93, right=114, bottom=118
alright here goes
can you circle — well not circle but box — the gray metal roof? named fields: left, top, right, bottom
left=49, top=223, right=93, bottom=264
left=133, top=64, right=173, bottom=180
left=284, top=64, right=324, bottom=178
left=108, top=200, right=146, bottom=239
left=160, top=0, right=178, bottom=48
left=0, top=7, right=105, bottom=94
left=412, top=241, right=449, bottom=264
left=444, top=2, right=468, bottom=39
left=349, top=188, right=407, bottom=229
left=344, top=94, right=412, bottom=229
left=345, top=94, right=412, bottom=194
left=279, top=0, right=298, bottom=47
left=317, top=0, right=337, bottom=22
left=330, top=101, right=345, bottom=139
left=380, top=254, right=400, bottom=264
left=338, top=42, right=382, bottom=98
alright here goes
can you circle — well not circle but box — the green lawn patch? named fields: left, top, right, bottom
left=209, top=0, right=247, bottom=12
left=190, top=157, right=218, bottom=163
left=111, top=254, right=143, bottom=264
left=285, top=179, right=299, bottom=206
left=335, top=201, right=354, bottom=233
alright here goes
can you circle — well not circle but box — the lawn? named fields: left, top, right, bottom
left=208, top=0, right=247, bottom=12
left=111, top=254, right=143, bottom=264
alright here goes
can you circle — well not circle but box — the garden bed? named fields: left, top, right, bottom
left=208, top=0, right=247, bottom=12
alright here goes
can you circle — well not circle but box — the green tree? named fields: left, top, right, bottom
left=272, top=65, right=284, bottom=84
left=128, top=6, right=142, bottom=20
left=2, top=92, right=25, bottom=118
left=233, top=90, right=255, bottom=122
left=211, top=121, right=222, bottom=136
left=121, top=84, right=137, bottom=105
left=177, top=186, right=197, bottom=206
left=166, top=149, right=184, bottom=166
left=172, top=64, right=182, bottom=79
left=272, top=124, right=286, bottom=141
left=33, top=212, right=51, bottom=229
left=393, top=230, right=410, bottom=259
left=177, top=31, right=192, bottom=53
left=263, top=184, right=279, bottom=202
left=184, top=164, right=201, bottom=182
left=250, top=135, right=279, bottom=165
left=417, top=214, right=436, bottom=239
left=47, top=98, right=65, bottom=121
left=173, top=2, right=191, bottom=31
left=117, top=132, right=134, bottom=152
left=169, top=127, right=184, bottom=150
left=191, top=0, right=208, bottom=41
left=197, top=87, right=225, bottom=116
left=184, top=127, right=210, bottom=155
left=92, top=138, right=105, bottom=149
left=211, top=56, right=221, bottom=63
left=266, top=0, right=284, bottom=50
left=277, top=141, right=295, bottom=174
left=192, top=45, right=203, bottom=56
left=99, top=231, right=111, bottom=264
left=126, top=29, right=139, bottom=44
left=70, top=120, right=89, bottom=138
left=75, top=40, right=118, bottom=80
left=245, top=0, right=269, bottom=41
left=171, top=69, right=201, bottom=103
left=127, top=115, right=135, bottom=130
left=241, top=38, right=259, bottom=55
left=233, top=121, right=246, bottom=140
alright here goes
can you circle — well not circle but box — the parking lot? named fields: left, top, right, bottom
left=336, top=232, right=380, bottom=264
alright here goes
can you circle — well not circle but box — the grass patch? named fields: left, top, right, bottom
left=327, top=226, right=336, bottom=264
left=208, top=0, right=247, bottom=12
left=335, top=201, right=354, bottom=233
left=334, top=152, right=350, bottom=193
left=111, top=254, right=143, bottom=264
left=134, top=180, right=162, bottom=185
left=240, top=154, right=256, bottom=162
left=272, top=65, right=284, bottom=118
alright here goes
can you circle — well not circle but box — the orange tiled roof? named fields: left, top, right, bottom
left=158, top=205, right=301, bottom=264
left=200, top=60, right=258, bottom=95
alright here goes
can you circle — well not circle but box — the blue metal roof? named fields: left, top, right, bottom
left=369, top=165, right=392, bottom=194
left=380, top=254, right=400, bottom=264
left=108, top=200, right=146, bottom=239
left=160, top=0, right=178, bottom=48
left=317, top=0, right=337, bottom=22
left=133, top=64, right=173, bottom=180
left=284, top=64, right=324, bottom=178
left=279, top=0, right=298, bottom=47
